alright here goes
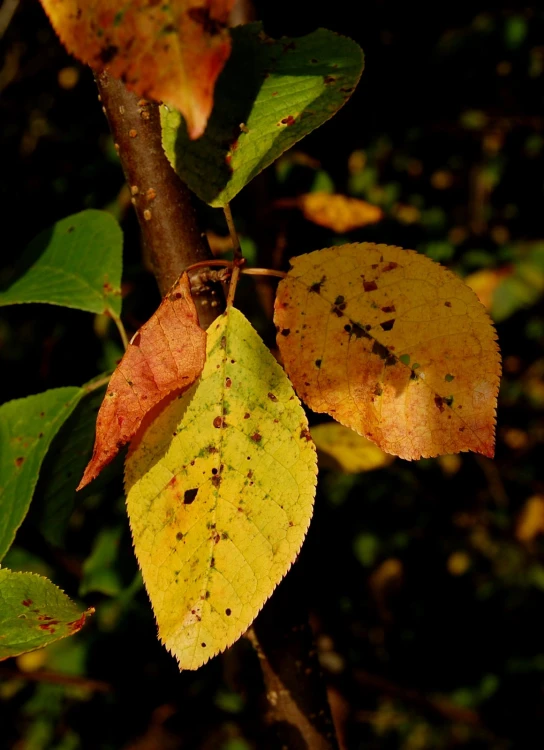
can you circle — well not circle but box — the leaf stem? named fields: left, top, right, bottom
left=83, top=373, right=112, bottom=393
left=242, top=267, right=287, bottom=279
left=223, top=204, right=243, bottom=262
left=111, top=313, right=129, bottom=350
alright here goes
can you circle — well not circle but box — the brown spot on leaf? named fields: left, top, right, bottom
left=380, top=319, right=395, bottom=331
left=15, top=457, right=24, bottom=467
left=300, top=428, right=312, bottom=441
left=21, top=599, right=32, bottom=607
left=280, top=328, right=291, bottom=337
left=381, top=305, right=396, bottom=313
left=184, top=488, right=198, bottom=504
left=211, top=475, right=221, bottom=488
left=226, top=608, right=232, bottom=616
left=244, top=413, right=250, bottom=419
left=281, top=115, right=296, bottom=126
left=434, top=396, right=445, bottom=413
left=213, top=416, right=225, bottom=428
left=251, top=433, right=262, bottom=442
left=225, top=377, right=232, bottom=388
left=309, top=276, right=326, bottom=293
left=382, top=262, right=398, bottom=272
left=268, top=392, right=278, bottom=402
left=363, top=280, right=378, bottom=292
left=445, top=301, right=452, bottom=307
left=176, top=532, right=183, bottom=540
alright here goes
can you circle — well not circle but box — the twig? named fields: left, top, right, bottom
left=0, top=667, right=111, bottom=693
left=224, top=204, right=243, bottom=262
left=94, top=71, right=224, bottom=329
left=0, top=0, right=18, bottom=39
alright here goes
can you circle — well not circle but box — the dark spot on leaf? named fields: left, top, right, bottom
left=226, top=608, right=232, bottom=616
left=434, top=396, right=445, bottom=413
left=99, top=44, right=119, bottom=64
left=67, top=226, right=75, bottom=233
left=221, top=531, right=229, bottom=540
left=334, top=295, right=345, bottom=305
left=385, top=354, right=397, bottom=366
left=315, top=359, right=322, bottom=368
left=363, top=280, right=378, bottom=292
left=211, top=468, right=218, bottom=475
left=381, top=305, right=396, bottom=313
left=445, top=301, right=452, bottom=307
left=323, top=75, right=336, bottom=84
left=372, top=340, right=390, bottom=360
left=244, top=412, right=250, bottom=419
left=300, top=428, right=312, bottom=441
left=184, top=488, right=198, bottom=505
left=207, top=444, right=218, bottom=454
left=410, top=370, right=419, bottom=380
left=445, top=373, right=455, bottom=382
left=310, top=276, right=326, bottom=294
left=251, top=433, right=262, bottom=442
left=15, top=457, right=24, bottom=467
left=268, top=392, right=278, bottom=402
left=213, top=416, right=225, bottom=428
left=281, top=115, right=296, bottom=126
left=211, top=475, right=221, bottom=488
left=220, top=336, right=226, bottom=349
left=350, top=323, right=370, bottom=340
left=280, top=328, right=290, bottom=337
left=344, top=324, right=352, bottom=332
left=22, top=599, right=32, bottom=607
left=201, top=642, right=206, bottom=647
left=187, top=6, right=225, bottom=35
left=382, top=262, right=398, bottom=272
left=444, top=395, right=454, bottom=407
left=374, top=384, right=383, bottom=396
left=176, top=532, right=183, bottom=540
left=380, top=319, right=395, bottom=331
left=226, top=377, right=232, bottom=388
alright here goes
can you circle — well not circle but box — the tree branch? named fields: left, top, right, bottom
left=94, top=71, right=223, bottom=328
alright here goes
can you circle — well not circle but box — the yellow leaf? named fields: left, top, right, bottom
left=39, top=0, right=235, bottom=139
left=311, top=422, right=392, bottom=473
left=465, top=267, right=513, bottom=311
left=516, top=496, right=544, bottom=544
left=299, top=192, right=384, bottom=233
left=275, top=243, right=501, bottom=460
left=125, top=308, right=317, bottom=669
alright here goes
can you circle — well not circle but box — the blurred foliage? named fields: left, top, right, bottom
left=1, top=2, right=543, bottom=749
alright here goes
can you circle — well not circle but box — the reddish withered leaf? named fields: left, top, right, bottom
left=78, top=273, right=206, bottom=489
left=38, top=0, right=235, bottom=139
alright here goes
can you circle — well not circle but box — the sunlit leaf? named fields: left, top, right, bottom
left=39, top=0, right=235, bottom=139
left=0, top=569, right=92, bottom=660
left=78, top=274, right=206, bottom=490
left=516, top=496, right=544, bottom=544
left=125, top=307, right=317, bottom=669
left=0, top=211, right=123, bottom=317
left=298, top=192, right=383, bottom=233
left=275, top=243, right=501, bottom=460
left=161, top=23, right=363, bottom=206
left=0, top=388, right=85, bottom=561
left=311, top=422, right=392, bottom=473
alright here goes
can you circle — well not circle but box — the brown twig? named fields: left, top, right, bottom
left=0, top=667, right=111, bottom=693
left=94, top=71, right=224, bottom=328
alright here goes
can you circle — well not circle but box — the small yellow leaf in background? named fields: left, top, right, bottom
left=465, top=267, right=513, bottom=311
left=516, top=496, right=544, bottom=544
left=299, top=192, right=384, bottom=233
left=125, top=308, right=317, bottom=670
left=39, top=0, right=234, bottom=139
left=275, top=243, right=501, bottom=461
left=311, top=422, right=392, bottom=473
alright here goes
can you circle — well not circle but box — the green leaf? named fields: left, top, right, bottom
left=0, top=569, right=92, bottom=660
left=0, top=388, right=84, bottom=561
left=125, top=307, right=317, bottom=669
left=79, top=526, right=123, bottom=597
left=32, top=385, right=109, bottom=548
left=161, top=24, right=364, bottom=207
left=0, top=210, right=123, bottom=317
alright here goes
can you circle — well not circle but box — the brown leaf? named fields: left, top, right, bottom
left=78, top=273, right=206, bottom=490
left=39, top=0, right=235, bottom=139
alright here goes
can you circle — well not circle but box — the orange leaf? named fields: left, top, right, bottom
left=274, top=243, right=501, bottom=461
left=39, top=0, right=235, bottom=139
left=299, top=192, right=383, bottom=233
left=78, top=273, right=206, bottom=490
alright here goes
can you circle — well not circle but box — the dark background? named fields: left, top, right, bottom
left=1, top=1, right=543, bottom=748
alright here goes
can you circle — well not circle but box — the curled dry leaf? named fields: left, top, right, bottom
left=38, top=0, right=235, bottom=139
left=298, top=192, right=384, bottom=233
left=275, top=243, right=501, bottom=461
left=78, top=273, right=206, bottom=490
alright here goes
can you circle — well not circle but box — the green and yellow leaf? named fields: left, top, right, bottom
left=275, top=243, right=501, bottom=461
left=125, top=307, right=317, bottom=670
left=0, top=569, right=93, bottom=660
left=161, top=24, right=363, bottom=206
